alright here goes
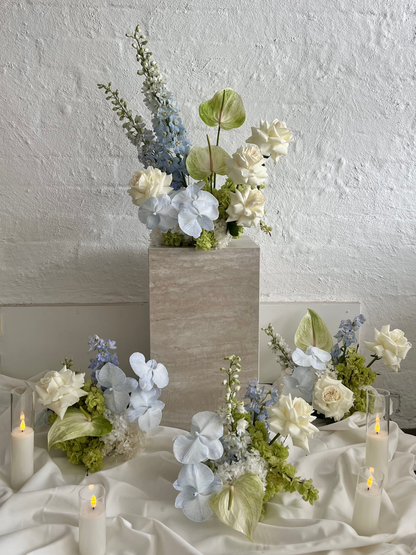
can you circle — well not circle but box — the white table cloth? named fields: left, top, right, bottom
left=0, top=374, right=416, bottom=555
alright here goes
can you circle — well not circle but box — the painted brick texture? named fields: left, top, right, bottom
left=0, top=0, right=415, bottom=425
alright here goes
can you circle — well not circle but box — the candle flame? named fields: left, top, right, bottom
left=369, top=467, right=374, bottom=474
left=367, top=475, right=373, bottom=489
left=91, top=495, right=97, bottom=509
left=89, top=484, right=94, bottom=490
left=20, top=411, right=25, bottom=432
left=375, top=415, right=380, bottom=434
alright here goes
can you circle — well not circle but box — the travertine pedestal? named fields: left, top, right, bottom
left=149, top=237, right=260, bottom=430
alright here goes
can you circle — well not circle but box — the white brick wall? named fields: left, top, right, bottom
left=0, top=1, right=415, bottom=425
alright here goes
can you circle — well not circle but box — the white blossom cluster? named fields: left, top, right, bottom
left=215, top=449, right=269, bottom=491
left=213, top=220, right=232, bottom=250
left=101, top=410, right=147, bottom=460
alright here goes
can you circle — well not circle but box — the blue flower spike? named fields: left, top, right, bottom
left=173, top=463, right=222, bottom=522
left=96, top=362, right=138, bottom=413
left=125, top=388, right=165, bottom=432
left=283, top=366, right=315, bottom=403
left=173, top=411, right=224, bottom=464
left=292, top=346, right=331, bottom=370
left=129, top=352, right=169, bottom=391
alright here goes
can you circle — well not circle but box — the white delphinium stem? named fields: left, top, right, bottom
left=263, top=324, right=295, bottom=374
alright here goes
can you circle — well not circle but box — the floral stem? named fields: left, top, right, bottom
left=366, top=355, right=381, bottom=368
left=268, top=433, right=280, bottom=446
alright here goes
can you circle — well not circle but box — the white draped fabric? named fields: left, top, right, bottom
left=0, top=374, right=416, bottom=555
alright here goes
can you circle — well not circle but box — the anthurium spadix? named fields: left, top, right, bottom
left=199, top=88, right=246, bottom=130
left=294, top=308, right=333, bottom=353
left=186, top=145, right=230, bottom=181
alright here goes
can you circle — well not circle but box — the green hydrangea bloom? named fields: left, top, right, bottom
left=54, top=436, right=104, bottom=472
left=162, top=230, right=189, bottom=247
left=336, top=348, right=377, bottom=417
left=195, top=230, right=216, bottom=251
left=248, top=421, right=319, bottom=514
left=48, top=411, right=58, bottom=426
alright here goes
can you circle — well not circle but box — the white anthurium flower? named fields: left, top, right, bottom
left=173, top=411, right=224, bottom=464
left=224, top=144, right=267, bottom=186
left=128, top=166, right=173, bottom=207
left=269, top=394, right=318, bottom=452
left=138, top=194, right=178, bottom=232
left=226, top=187, right=265, bottom=228
left=364, top=325, right=412, bottom=372
left=313, top=372, right=354, bottom=421
left=172, top=183, right=219, bottom=239
left=246, top=120, right=293, bottom=164
left=292, top=346, right=332, bottom=371
left=35, top=367, right=87, bottom=419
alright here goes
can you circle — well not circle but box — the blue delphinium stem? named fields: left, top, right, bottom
left=88, top=335, right=119, bottom=378
left=126, top=25, right=191, bottom=189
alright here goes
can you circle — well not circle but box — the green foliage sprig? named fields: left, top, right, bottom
left=336, top=348, right=377, bottom=416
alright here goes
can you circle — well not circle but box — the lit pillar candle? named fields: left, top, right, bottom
left=79, top=484, right=106, bottom=555
left=352, top=467, right=384, bottom=536
left=10, top=389, right=35, bottom=490
left=366, top=389, right=390, bottom=487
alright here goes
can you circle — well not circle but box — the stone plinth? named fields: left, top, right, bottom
left=149, top=237, right=260, bottom=430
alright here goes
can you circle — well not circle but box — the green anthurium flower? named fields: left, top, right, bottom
left=199, top=88, right=246, bottom=130
left=294, top=309, right=333, bottom=353
left=48, top=407, right=112, bottom=450
left=186, top=145, right=230, bottom=181
left=209, top=473, right=264, bottom=541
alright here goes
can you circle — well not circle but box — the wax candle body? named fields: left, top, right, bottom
left=79, top=501, right=106, bottom=555
left=366, top=430, right=388, bottom=487
left=352, top=482, right=382, bottom=536
left=11, top=426, right=34, bottom=490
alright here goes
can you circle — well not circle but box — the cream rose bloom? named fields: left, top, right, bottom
left=128, top=166, right=173, bottom=207
left=226, top=187, right=266, bottom=228
left=313, top=372, right=354, bottom=421
left=246, top=120, right=293, bottom=164
left=364, top=325, right=412, bottom=372
left=269, top=394, right=318, bottom=452
left=224, top=144, right=267, bottom=186
left=35, top=366, right=87, bottom=419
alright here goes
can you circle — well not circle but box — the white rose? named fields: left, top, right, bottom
left=364, top=325, right=412, bottom=372
left=35, top=366, right=87, bottom=419
left=224, top=144, right=267, bottom=186
left=246, top=120, right=293, bottom=164
left=313, top=372, right=354, bottom=421
left=269, top=394, right=318, bottom=452
left=226, top=186, right=266, bottom=228
left=128, top=166, right=173, bottom=207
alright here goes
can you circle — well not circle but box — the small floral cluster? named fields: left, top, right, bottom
left=99, top=24, right=292, bottom=250
left=35, top=337, right=169, bottom=472
left=266, top=310, right=412, bottom=421
left=171, top=356, right=318, bottom=540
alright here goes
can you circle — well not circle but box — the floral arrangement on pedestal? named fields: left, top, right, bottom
left=98, top=24, right=293, bottom=250
left=35, top=336, right=169, bottom=473
left=264, top=309, right=412, bottom=421
left=172, top=356, right=319, bottom=540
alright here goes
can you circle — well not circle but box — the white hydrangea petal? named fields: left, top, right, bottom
left=152, top=364, right=169, bottom=389
left=173, top=435, right=209, bottom=464
left=138, top=407, right=162, bottom=432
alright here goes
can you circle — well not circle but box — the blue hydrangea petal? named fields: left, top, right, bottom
left=174, top=488, right=195, bottom=507
left=152, top=363, right=169, bottom=389
left=178, top=209, right=202, bottom=238
left=199, top=474, right=222, bottom=496
left=191, top=411, right=223, bottom=442
left=198, top=215, right=215, bottom=231
left=173, top=435, right=209, bottom=464
left=114, top=377, right=138, bottom=393
left=104, top=388, right=130, bottom=413
left=138, top=406, right=162, bottom=432
left=96, top=362, right=123, bottom=388
left=125, top=406, right=146, bottom=422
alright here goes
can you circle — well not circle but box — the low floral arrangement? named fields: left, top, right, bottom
left=264, top=309, right=412, bottom=421
left=172, top=356, right=319, bottom=541
left=35, top=336, right=169, bottom=473
left=98, top=24, right=293, bottom=250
